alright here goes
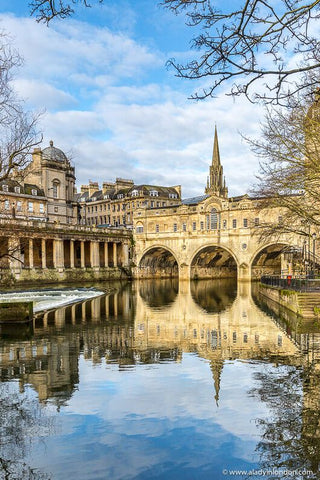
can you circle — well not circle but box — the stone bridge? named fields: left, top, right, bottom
left=132, top=225, right=305, bottom=282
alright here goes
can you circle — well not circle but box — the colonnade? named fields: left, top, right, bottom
left=6, top=236, right=130, bottom=272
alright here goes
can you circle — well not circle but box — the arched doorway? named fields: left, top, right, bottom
left=191, top=246, right=237, bottom=279
left=138, top=247, right=179, bottom=278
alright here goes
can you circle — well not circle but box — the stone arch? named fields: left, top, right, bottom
left=190, top=244, right=238, bottom=279
left=250, top=242, right=301, bottom=279
left=138, top=245, right=179, bottom=278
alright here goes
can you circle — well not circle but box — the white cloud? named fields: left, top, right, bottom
left=0, top=13, right=264, bottom=197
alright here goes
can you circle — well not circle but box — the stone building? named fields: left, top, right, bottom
left=0, top=178, right=47, bottom=222
left=24, top=141, right=77, bottom=224
left=77, top=178, right=181, bottom=227
left=132, top=127, right=305, bottom=281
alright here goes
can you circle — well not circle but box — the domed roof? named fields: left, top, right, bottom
left=42, top=140, right=67, bottom=163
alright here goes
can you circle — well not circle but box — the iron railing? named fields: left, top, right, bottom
left=260, top=275, right=320, bottom=292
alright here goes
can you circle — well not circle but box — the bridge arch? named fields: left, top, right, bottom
left=137, top=245, right=179, bottom=278
left=250, top=242, right=301, bottom=279
left=190, top=244, right=238, bottom=279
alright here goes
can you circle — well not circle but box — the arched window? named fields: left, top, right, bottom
left=52, top=180, right=60, bottom=199
left=210, top=208, right=218, bottom=230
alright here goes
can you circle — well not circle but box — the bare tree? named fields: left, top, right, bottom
left=29, top=0, right=104, bottom=23
left=162, top=0, right=320, bottom=104
left=248, top=88, right=320, bottom=240
left=0, top=33, right=42, bottom=182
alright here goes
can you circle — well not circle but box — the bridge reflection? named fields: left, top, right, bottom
left=0, top=279, right=319, bottom=407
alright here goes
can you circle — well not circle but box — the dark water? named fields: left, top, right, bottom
left=0, top=279, right=319, bottom=480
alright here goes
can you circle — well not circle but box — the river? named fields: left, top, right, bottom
left=0, top=279, right=319, bottom=480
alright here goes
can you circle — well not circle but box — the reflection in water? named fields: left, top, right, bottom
left=138, top=278, right=179, bottom=308
left=191, top=278, right=237, bottom=313
left=1, top=280, right=320, bottom=479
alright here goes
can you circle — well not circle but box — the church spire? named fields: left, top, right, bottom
left=205, top=126, right=228, bottom=198
left=212, top=125, right=221, bottom=168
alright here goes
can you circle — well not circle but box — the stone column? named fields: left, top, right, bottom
left=90, top=241, right=99, bottom=269
left=8, top=237, right=21, bottom=272
left=53, top=239, right=64, bottom=270
left=122, top=243, right=129, bottom=267
left=29, top=238, right=34, bottom=269
left=113, top=242, right=118, bottom=267
left=70, top=240, right=75, bottom=269
left=80, top=241, right=85, bottom=268
left=104, top=242, right=109, bottom=268
left=41, top=239, right=46, bottom=269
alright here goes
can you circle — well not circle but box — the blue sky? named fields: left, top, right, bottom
left=0, top=0, right=265, bottom=197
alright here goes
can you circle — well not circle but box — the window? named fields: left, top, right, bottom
left=210, top=208, right=218, bottom=230
left=192, top=221, right=196, bottom=231
left=131, top=190, right=139, bottom=197
left=151, top=201, right=154, bottom=208
left=31, top=189, right=37, bottom=196
left=117, top=194, right=123, bottom=199
left=39, top=203, right=44, bottom=213
left=232, top=219, right=237, bottom=228
left=136, top=225, right=144, bottom=233
left=2, top=185, right=8, bottom=192
left=28, top=202, right=34, bottom=213
left=173, top=223, right=177, bottom=232
left=223, top=219, right=227, bottom=229
left=155, top=224, right=159, bottom=233
left=150, top=190, right=158, bottom=197
left=14, top=186, right=20, bottom=194
left=162, top=202, right=166, bottom=207
left=243, top=218, right=248, bottom=228
left=52, top=181, right=59, bottom=198
left=200, top=221, right=204, bottom=230
left=182, top=223, right=187, bottom=232
left=17, top=201, right=22, bottom=212
left=254, top=217, right=259, bottom=226
left=4, top=200, right=9, bottom=210
left=169, top=193, right=177, bottom=199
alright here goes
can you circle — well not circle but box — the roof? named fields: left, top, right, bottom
left=182, top=195, right=209, bottom=205
left=0, top=179, right=45, bottom=197
left=42, top=141, right=68, bottom=163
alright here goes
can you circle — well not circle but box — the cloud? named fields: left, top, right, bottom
left=0, top=12, right=264, bottom=198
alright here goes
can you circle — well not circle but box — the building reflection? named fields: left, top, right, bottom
left=1, top=279, right=320, bottom=474
left=0, top=279, right=319, bottom=406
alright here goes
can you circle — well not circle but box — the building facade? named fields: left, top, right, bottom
left=77, top=178, right=181, bottom=227
left=132, top=128, right=306, bottom=281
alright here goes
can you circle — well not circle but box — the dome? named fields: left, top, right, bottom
left=42, top=140, right=68, bottom=163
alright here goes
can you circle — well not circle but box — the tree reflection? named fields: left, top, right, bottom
left=0, top=382, right=52, bottom=480
left=251, top=363, right=320, bottom=477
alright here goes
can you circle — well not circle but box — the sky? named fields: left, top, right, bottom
left=0, top=0, right=265, bottom=198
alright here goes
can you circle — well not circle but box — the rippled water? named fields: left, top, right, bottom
left=0, top=279, right=319, bottom=480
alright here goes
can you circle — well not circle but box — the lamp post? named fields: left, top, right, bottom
left=313, top=233, right=317, bottom=277
left=303, top=239, right=307, bottom=276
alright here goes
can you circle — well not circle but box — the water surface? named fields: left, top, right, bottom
left=0, top=279, right=319, bottom=480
